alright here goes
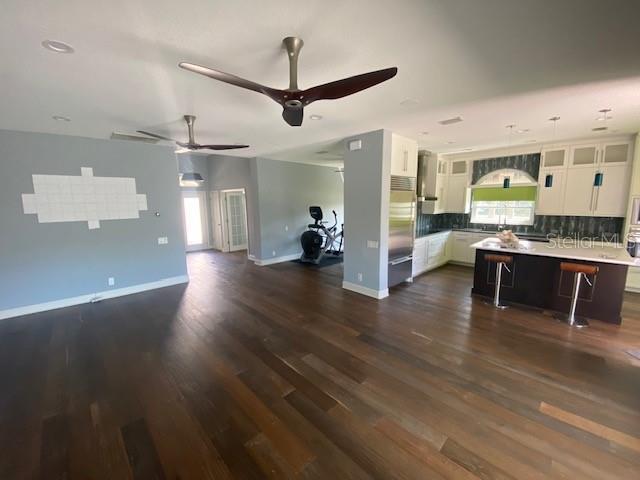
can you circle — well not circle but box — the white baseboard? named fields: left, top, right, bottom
left=342, top=281, right=389, bottom=299
left=254, top=253, right=300, bottom=266
left=0, top=274, right=189, bottom=321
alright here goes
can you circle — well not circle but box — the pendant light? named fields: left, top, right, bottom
left=544, top=116, right=560, bottom=189
left=503, top=124, right=515, bottom=188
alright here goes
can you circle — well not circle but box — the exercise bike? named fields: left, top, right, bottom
left=300, top=206, right=344, bottom=265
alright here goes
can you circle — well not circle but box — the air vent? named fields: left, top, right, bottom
left=438, top=116, right=464, bottom=126
left=592, top=126, right=608, bottom=132
left=111, top=132, right=160, bottom=144
left=391, top=175, right=416, bottom=191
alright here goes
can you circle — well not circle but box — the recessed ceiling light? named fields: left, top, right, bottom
left=309, top=114, right=323, bottom=120
left=42, top=40, right=74, bottom=54
left=400, top=99, right=419, bottom=107
left=516, top=129, right=530, bottom=134
left=439, top=116, right=464, bottom=126
left=52, top=115, right=71, bottom=122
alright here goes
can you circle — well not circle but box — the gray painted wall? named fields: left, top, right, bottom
left=0, top=129, right=188, bottom=312
left=254, top=157, right=344, bottom=261
left=343, top=129, right=391, bottom=293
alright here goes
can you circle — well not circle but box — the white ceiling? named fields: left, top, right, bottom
left=2, top=0, right=640, bottom=160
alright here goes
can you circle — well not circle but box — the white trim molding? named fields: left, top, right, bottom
left=254, top=253, right=300, bottom=266
left=0, top=275, right=189, bottom=321
left=342, top=281, right=389, bottom=299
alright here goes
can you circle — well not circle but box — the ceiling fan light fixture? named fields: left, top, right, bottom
left=42, top=39, right=74, bottom=54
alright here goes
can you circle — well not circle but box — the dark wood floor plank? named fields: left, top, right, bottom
left=121, top=418, right=166, bottom=480
left=39, top=413, right=70, bottom=480
left=237, top=365, right=373, bottom=480
left=286, top=390, right=448, bottom=480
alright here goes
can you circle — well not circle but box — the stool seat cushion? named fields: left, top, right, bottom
left=560, top=262, right=599, bottom=275
left=485, top=254, right=513, bottom=264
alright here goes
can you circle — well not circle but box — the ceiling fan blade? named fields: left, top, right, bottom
left=136, top=130, right=177, bottom=142
left=193, top=144, right=250, bottom=150
left=282, top=107, right=304, bottom=127
left=178, top=62, right=285, bottom=103
left=302, top=67, right=398, bottom=103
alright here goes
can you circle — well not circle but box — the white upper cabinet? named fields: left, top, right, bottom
left=563, top=139, right=633, bottom=216
left=450, top=160, right=468, bottom=175
left=570, top=141, right=632, bottom=167
left=541, top=147, right=568, bottom=169
left=601, top=142, right=631, bottom=165
left=444, top=174, right=470, bottom=213
left=570, top=144, right=598, bottom=167
left=536, top=168, right=566, bottom=215
left=391, top=134, right=418, bottom=177
left=593, top=164, right=630, bottom=216
left=563, top=167, right=598, bottom=215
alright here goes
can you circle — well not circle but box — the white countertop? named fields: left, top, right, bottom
left=471, top=237, right=640, bottom=267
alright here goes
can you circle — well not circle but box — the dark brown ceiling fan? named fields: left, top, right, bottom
left=179, top=37, right=398, bottom=126
left=137, top=115, right=249, bottom=151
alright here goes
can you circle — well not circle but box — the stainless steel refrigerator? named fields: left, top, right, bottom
left=388, top=177, right=416, bottom=287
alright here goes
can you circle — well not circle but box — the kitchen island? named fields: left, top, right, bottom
left=470, top=238, right=639, bottom=324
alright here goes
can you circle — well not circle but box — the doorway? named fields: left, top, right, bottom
left=181, top=191, right=209, bottom=252
left=211, top=189, right=249, bottom=252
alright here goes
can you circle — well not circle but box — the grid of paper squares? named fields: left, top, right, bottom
left=21, top=167, right=148, bottom=229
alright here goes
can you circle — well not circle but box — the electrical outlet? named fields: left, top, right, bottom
left=157, top=236, right=168, bottom=245
left=367, top=240, right=379, bottom=249
left=108, top=277, right=115, bottom=287
left=357, top=273, right=363, bottom=282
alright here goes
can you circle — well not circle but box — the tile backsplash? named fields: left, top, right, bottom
left=416, top=212, right=624, bottom=240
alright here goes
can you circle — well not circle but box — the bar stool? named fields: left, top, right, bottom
left=485, top=254, right=513, bottom=309
left=555, top=262, right=599, bottom=328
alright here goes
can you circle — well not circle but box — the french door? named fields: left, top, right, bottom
left=210, top=189, right=248, bottom=252
left=182, top=191, right=209, bottom=251
left=223, top=190, right=248, bottom=252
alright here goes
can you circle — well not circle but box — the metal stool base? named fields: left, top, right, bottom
left=553, top=313, right=589, bottom=328
left=484, top=300, right=509, bottom=309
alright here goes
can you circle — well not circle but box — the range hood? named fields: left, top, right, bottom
left=417, top=150, right=438, bottom=201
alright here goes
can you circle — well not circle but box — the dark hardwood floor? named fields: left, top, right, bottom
left=2, top=250, right=640, bottom=479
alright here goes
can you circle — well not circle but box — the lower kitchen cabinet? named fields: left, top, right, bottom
left=451, top=232, right=491, bottom=265
left=412, top=231, right=451, bottom=277
left=626, top=268, right=640, bottom=292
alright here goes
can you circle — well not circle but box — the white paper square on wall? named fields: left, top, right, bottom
left=21, top=168, right=148, bottom=229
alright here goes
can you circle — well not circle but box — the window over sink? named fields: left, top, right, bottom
left=471, top=169, right=537, bottom=225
